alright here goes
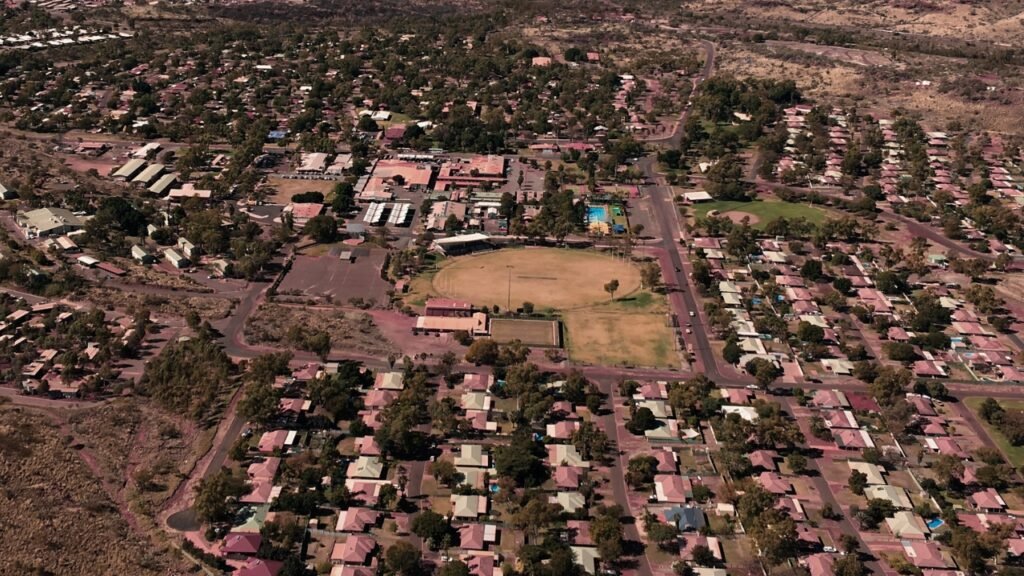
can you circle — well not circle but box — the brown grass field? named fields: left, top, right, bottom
left=490, top=318, right=561, bottom=347
left=563, top=310, right=675, bottom=368
left=266, top=176, right=338, bottom=204
left=430, top=248, right=641, bottom=310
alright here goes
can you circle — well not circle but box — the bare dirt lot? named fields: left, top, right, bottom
left=278, top=250, right=392, bottom=305
left=429, top=248, right=642, bottom=311
left=244, top=303, right=397, bottom=356
left=83, top=287, right=235, bottom=321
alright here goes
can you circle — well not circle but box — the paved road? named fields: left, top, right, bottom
left=594, top=378, right=657, bottom=576
left=780, top=398, right=882, bottom=573
left=646, top=40, right=716, bottom=149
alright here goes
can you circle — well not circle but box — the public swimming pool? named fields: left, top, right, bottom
left=587, top=205, right=609, bottom=223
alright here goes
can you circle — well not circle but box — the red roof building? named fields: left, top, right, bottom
left=221, top=533, right=261, bottom=557
left=238, top=558, right=283, bottom=576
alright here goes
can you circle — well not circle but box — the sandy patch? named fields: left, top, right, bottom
left=722, top=210, right=761, bottom=225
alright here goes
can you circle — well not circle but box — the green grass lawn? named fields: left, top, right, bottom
left=963, top=397, right=1024, bottom=467
left=694, top=200, right=830, bottom=228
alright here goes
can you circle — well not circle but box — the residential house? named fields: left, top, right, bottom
left=864, top=485, right=913, bottom=509
left=221, top=533, right=261, bottom=559
left=458, top=523, right=498, bottom=551
left=330, top=535, right=376, bottom=565
left=654, top=474, right=692, bottom=503
left=452, top=494, right=488, bottom=519
left=663, top=506, right=706, bottom=532
left=886, top=511, right=930, bottom=540
left=335, top=507, right=381, bottom=532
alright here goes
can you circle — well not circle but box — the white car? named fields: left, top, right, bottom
left=688, top=311, right=695, bottom=317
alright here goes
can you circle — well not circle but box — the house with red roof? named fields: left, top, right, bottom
left=833, top=428, right=875, bottom=449
left=247, top=457, right=281, bottom=484
left=970, top=488, right=1007, bottom=512
left=748, top=450, right=778, bottom=471
left=925, top=436, right=966, bottom=458
left=546, top=420, right=580, bottom=440
left=566, top=520, right=593, bottom=546
left=757, top=471, right=792, bottom=495
left=238, top=558, right=283, bottom=576
left=810, top=389, right=849, bottom=409
left=638, top=382, right=668, bottom=399
left=653, top=449, right=678, bottom=473
left=654, top=474, right=692, bottom=503
left=463, top=373, right=493, bottom=391
left=355, top=436, right=382, bottom=456
left=257, top=430, right=292, bottom=454
left=902, top=541, right=951, bottom=569
left=467, top=554, right=498, bottom=576
left=907, top=395, right=937, bottom=416
left=822, top=409, right=858, bottom=429
left=554, top=466, right=582, bottom=490
left=279, top=397, right=312, bottom=415
left=803, top=553, right=835, bottom=576
left=335, top=507, right=381, bottom=532
left=458, top=523, right=499, bottom=551
left=331, top=535, right=377, bottom=565
left=221, top=532, right=261, bottom=558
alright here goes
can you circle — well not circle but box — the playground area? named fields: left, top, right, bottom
left=428, top=247, right=641, bottom=311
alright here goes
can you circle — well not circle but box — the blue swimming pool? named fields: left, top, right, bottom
left=588, top=205, right=609, bottom=223
left=927, top=518, right=945, bottom=530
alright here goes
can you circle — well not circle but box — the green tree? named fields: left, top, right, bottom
left=431, top=459, right=463, bottom=487
left=412, top=510, right=451, bottom=550
left=786, top=454, right=807, bottom=475
left=438, top=561, right=470, bottom=576
left=384, top=541, right=421, bottom=576
left=849, top=470, right=868, bottom=495
left=238, top=380, right=281, bottom=428
left=749, top=509, right=798, bottom=569
left=495, top=430, right=548, bottom=487
left=626, top=406, right=659, bottom=434
left=626, top=455, right=658, bottom=488
left=571, top=420, right=610, bottom=461
left=604, top=278, right=620, bottom=301
left=640, top=263, right=662, bottom=291
left=304, top=214, right=338, bottom=243
left=833, top=555, right=868, bottom=576
left=869, top=365, right=912, bottom=407
left=465, top=339, right=500, bottom=365
left=193, top=468, right=248, bottom=524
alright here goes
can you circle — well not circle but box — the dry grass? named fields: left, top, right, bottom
left=0, top=406, right=186, bottom=575
left=430, top=248, right=642, bottom=311
left=67, top=399, right=204, bottom=520
left=266, top=176, right=338, bottom=204
left=83, top=287, right=235, bottom=321
left=563, top=308, right=675, bottom=368
left=244, top=303, right=397, bottom=356
left=112, top=258, right=211, bottom=291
